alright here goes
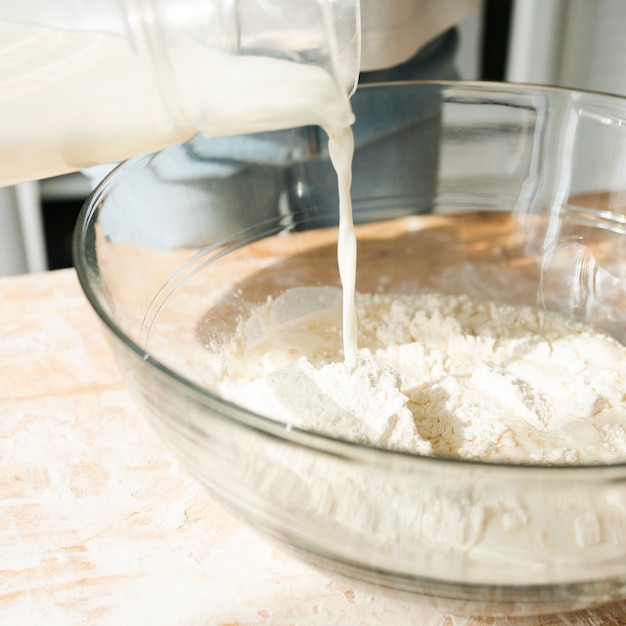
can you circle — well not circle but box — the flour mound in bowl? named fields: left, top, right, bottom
left=206, top=286, right=626, bottom=464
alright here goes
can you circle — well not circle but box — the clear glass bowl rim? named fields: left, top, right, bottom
left=72, top=79, right=626, bottom=475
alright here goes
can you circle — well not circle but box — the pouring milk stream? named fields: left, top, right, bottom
left=0, top=1, right=359, bottom=359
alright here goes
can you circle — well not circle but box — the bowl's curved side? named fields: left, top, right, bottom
left=73, top=81, right=626, bottom=615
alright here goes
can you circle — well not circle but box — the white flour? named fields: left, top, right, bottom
left=210, top=286, right=626, bottom=465
left=202, top=286, right=626, bottom=586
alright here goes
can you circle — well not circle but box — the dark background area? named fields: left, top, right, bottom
left=481, top=0, right=512, bottom=82
left=42, top=198, right=85, bottom=270
left=41, top=0, right=513, bottom=271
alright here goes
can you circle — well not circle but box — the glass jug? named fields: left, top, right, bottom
left=0, top=0, right=359, bottom=186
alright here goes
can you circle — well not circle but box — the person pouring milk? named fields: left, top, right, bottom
left=0, top=0, right=478, bottom=191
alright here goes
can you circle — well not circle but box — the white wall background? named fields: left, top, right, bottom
left=507, top=0, right=626, bottom=96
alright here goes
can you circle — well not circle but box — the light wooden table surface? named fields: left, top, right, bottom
left=2, top=268, right=626, bottom=625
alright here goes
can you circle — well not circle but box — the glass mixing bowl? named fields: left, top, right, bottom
left=74, top=82, right=626, bottom=616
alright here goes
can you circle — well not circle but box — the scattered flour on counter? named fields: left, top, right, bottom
left=207, top=286, right=626, bottom=464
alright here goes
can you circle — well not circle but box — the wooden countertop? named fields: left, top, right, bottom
left=2, top=268, right=626, bottom=625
